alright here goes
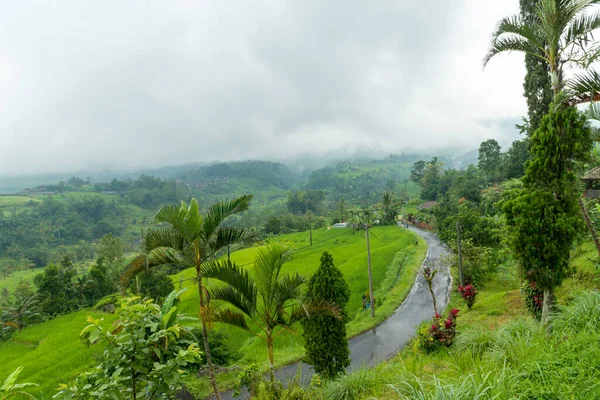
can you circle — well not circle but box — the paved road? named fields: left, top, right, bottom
left=200, top=226, right=450, bottom=400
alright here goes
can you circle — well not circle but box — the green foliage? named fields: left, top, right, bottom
left=137, top=267, right=175, bottom=303
left=286, top=190, right=325, bottom=215
left=504, top=107, right=591, bottom=291
left=414, top=309, right=459, bottom=353
left=478, top=139, right=502, bottom=184
left=207, top=243, right=325, bottom=379
left=420, top=157, right=443, bottom=201
left=302, top=251, right=351, bottom=379
left=437, top=203, right=501, bottom=248
left=410, top=160, right=426, bottom=184
left=519, top=0, right=553, bottom=137
left=54, top=295, right=201, bottom=399
left=1, top=366, right=37, bottom=399
left=522, top=281, right=543, bottom=320
left=322, top=366, right=381, bottom=400
left=33, top=258, right=78, bottom=316
left=504, top=139, right=530, bottom=180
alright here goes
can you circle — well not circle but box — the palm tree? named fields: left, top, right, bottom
left=484, top=0, right=600, bottom=98
left=204, top=243, right=337, bottom=382
left=121, top=196, right=253, bottom=400
left=3, top=294, right=42, bottom=331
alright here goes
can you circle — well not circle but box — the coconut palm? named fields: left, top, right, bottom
left=121, top=195, right=252, bottom=400
left=204, top=243, right=338, bottom=382
left=484, top=0, right=600, bottom=97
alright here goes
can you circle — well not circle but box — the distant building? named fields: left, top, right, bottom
left=418, top=201, right=438, bottom=210
left=581, top=167, right=600, bottom=198
left=332, top=222, right=348, bottom=228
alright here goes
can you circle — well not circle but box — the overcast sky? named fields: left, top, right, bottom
left=0, top=0, right=526, bottom=176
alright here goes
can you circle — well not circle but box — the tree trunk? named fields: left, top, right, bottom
left=578, top=196, right=600, bottom=258
left=428, top=281, right=438, bottom=316
left=198, top=269, right=220, bottom=400
left=541, top=286, right=554, bottom=330
left=267, top=335, right=275, bottom=383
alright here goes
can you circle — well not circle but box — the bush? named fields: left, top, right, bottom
left=457, top=284, right=478, bottom=308
left=415, top=308, right=459, bottom=353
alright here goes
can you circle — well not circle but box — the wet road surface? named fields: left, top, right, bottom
left=202, top=226, right=450, bottom=400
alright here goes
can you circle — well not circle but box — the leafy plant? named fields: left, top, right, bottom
left=122, top=196, right=253, bottom=400
left=1, top=367, right=37, bottom=399
left=415, top=308, right=459, bottom=353
left=522, top=281, right=543, bottom=320
left=54, top=294, right=201, bottom=399
left=457, top=284, right=478, bottom=309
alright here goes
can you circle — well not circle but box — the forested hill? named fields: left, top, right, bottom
left=303, top=154, right=452, bottom=203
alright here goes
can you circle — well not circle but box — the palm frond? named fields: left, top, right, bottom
left=210, top=308, right=251, bottom=331
left=492, top=14, right=544, bottom=51
left=210, top=285, right=255, bottom=316
left=205, top=227, right=254, bottom=260
left=254, top=243, right=294, bottom=301
left=144, top=227, right=185, bottom=253
left=564, top=9, right=600, bottom=47
left=566, top=69, right=600, bottom=105
left=273, top=273, right=306, bottom=306
left=202, top=195, right=253, bottom=240
left=202, top=259, right=257, bottom=315
left=484, top=35, right=542, bottom=68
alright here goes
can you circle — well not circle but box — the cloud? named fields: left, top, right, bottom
left=0, top=0, right=526, bottom=176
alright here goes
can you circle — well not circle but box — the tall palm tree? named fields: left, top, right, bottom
left=121, top=195, right=253, bottom=400
left=484, top=0, right=600, bottom=98
left=204, top=243, right=337, bottom=382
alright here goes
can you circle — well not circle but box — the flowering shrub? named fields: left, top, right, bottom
left=522, top=281, right=543, bottom=320
left=458, top=284, right=478, bottom=308
left=414, top=308, right=459, bottom=353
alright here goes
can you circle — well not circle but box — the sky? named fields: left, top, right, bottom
left=0, top=0, right=527, bottom=176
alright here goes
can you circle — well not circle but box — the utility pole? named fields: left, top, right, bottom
left=366, top=223, right=375, bottom=317
left=457, top=222, right=464, bottom=286
left=309, top=217, right=313, bottom=246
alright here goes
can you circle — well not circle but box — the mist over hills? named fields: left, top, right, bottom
left=0, top=149, right=480, bottom=194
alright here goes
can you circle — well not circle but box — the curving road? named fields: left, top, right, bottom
left=202, top=226, right=450, bottom=400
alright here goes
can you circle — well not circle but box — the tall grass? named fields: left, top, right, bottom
left=323, top=367, right=381, bottom=400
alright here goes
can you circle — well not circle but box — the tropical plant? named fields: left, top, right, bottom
left=121, top=195, right=252, bottom=400
left=457, top=284, right=478, bottom=309
left=1, top=367, right=37, bottom=399
left=380, top=191, right=399, bottom=225
left=302, top=251, right=351, bottom=379
left=205, top=243, right=338, bottom=381
left=2, top=293, right=42, bottom=331
left=54, top=293, right=201, bottom=399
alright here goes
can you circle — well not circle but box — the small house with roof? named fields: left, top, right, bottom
left=581, top=166, right=600, bottom=198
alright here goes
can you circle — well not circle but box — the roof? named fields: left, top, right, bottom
left=581, top=166, right=600, bottom=181
left=418, top=201, right=438, bottom=210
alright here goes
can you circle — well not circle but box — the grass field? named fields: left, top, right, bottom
left=0, top=225, right=425, bottom=399
left=0, top=309, right=119, bottom=399
left=0, top=195, right=41, bottom=216
left=0, top=267, right=45, bottom=292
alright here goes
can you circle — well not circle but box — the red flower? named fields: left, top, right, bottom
left=450, top=308, right=459, bottom=316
